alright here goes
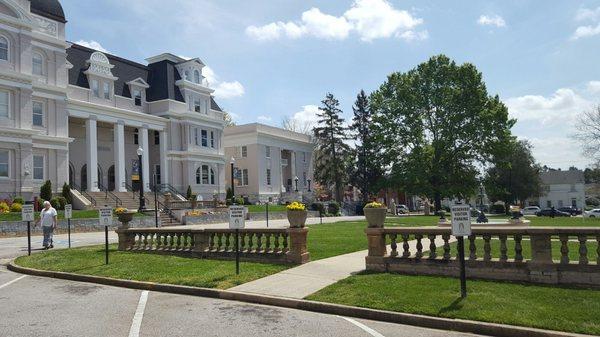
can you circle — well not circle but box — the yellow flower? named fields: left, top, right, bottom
left=364, top=201, right=385, bottom=209
left=287, top=201, right=306, bottom=211
left=114, top=207, right=129, bottom=214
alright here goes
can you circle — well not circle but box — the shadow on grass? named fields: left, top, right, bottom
left=437, top=297, right=465, bottom=315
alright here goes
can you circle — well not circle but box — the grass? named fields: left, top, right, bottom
left=14, top=244, right=287, bottom=289
left=307, top=272, right=600, bottom=335
left=245, top=204, right=288, bottom=213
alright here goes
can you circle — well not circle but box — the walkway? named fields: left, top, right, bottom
left=231, top=236, right=456, bottom=299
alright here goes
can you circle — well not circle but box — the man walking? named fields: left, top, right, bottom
left=35, top=201, right=57, bottom=249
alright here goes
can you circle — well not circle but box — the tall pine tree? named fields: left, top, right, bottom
left=349, top=90, right=383, bottom=204
left=314, top=93, right=350, bottom=202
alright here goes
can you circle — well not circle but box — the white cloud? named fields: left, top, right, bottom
left=572, top=7, right=600, bottom=40
left=477, top=14, right=506, bottom=27
left=292, top=105, right=320, bottom=124
left=257, top=115, right=272, bottom=122
left=74, top=40, right=110, bottom=53
left=572, top=23, right=600, bottom=40
left=505, top=88, right=593, bottom=124
left=202, top=66, right=245, bottom=99
left=245, top=0, right=424, bottom=42
left=587, top=81, right=600, bottom=94
left=576, top=7, right=600, bottom=22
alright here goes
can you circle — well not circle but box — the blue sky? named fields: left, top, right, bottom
left=62, top=0, right=600, bottom=169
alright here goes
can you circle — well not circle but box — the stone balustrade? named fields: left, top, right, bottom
left=366, top=226, right=600, bottom=287
left=117, top=227, right=310, bottom=264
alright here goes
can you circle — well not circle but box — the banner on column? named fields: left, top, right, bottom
left=131, top=159, right=140, bottom=181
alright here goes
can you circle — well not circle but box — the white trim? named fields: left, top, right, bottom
left=32, top=100, right=45, bottom=127
left=0, top=275, right=27, bottom=289
left=0, top=148, right=10, bottom=179
left=32, top=153, right=45, bottom=181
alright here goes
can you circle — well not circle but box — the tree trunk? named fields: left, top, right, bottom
left=434, top=192, right=442, bottom=212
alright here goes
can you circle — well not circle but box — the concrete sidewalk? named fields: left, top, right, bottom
left=230, top=236, right=456, bottom=299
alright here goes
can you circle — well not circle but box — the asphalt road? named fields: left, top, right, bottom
left=0, top=265, right=482, bottom=337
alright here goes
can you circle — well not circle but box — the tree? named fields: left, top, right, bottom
left=574, top=105, right=600, bottom=163
left=370, top=55, right=515, bottom=211
left=313, top=93, right=350, bottom=202
left=281, top=116, right=315, bottom=135
left=484, top=140, right=543, bottom=211
left=348, top=90, right=384, bottom=203
left=61, top=183, right=72, bottom=204
left=223, top=112, right=236, bottom=127
left=40, top=180, right=52, bottom=201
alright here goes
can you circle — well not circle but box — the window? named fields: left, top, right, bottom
left=154, top=165, right=161, bottom=185
left=266, top=169, right=271, bottom=185
left=210, top=167, right=215, bottom=185
left=0, top=90, right=9, bottom=118
left=195, top=167, right=201, bottom=184
left=134, top=128, right=139, bottom=145
left=185, top=70, right=191, bottom=81
left=210, top=131, right=215, bottom=148
left=154, top=131, right=160, bottom=145
left=236, top=169, right=249, bottom=186
left=32, top=52, right=43, bottom=76
left=194, top=70, right=201, bottom=84
left=201, top=130, right=208, bottom=147
left=194, top=99, right=201, bottom=112
left=91, top=79, right=99, bottom=97
left=32, top=101, right=43, bottom=127
left=194, top=128, right=199, bottom=146
left=133, top=89, right=142, bottom=106
left=241, top=146, right=247, bottom=158
left=266, top=146, right=271, bottom=158
left=0, top=150, right=8, bottom=178
left=0, top=36, right=8, bottom=61
left=103, top=82, right=110, bottom=99
left=33, top=155, right=44, bottom=180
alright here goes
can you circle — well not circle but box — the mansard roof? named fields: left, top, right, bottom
left=30, top=0, right=66, bottom=23
left=66, top=43, right=223, bottom=112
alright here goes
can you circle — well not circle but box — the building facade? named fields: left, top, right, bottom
left=0, top=0, right=227, bottom=200
left=224, top=123, right=315, bottom=203
left=535, top=170, right=586, bottom=209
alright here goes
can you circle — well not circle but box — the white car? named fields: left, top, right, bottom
left=521, top=206, right=541, bottom=216
left=395, top=204, right=409, bottom=214
left=584, top=209, right=600, bottom=218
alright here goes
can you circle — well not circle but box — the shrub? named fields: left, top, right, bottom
left=10, top=203, right=22, bottom=212
left=0, top=202, right=9, bottom=213
left=491, top=204, right=506, bottom=214
left=40, top=180, right=52, bottom=202
left=586, top=197, right=600, bottom=207
left=12, top=196, right=24, bottom=205
left=327, top=201, right=340, bottom=216
left=62, top=183, right=72, bottom=204
left=226, top=187, right=233, bottom=201
left=310, top=202, right=326, bottom=214
left=50, top=196, right=66, bottom=210
left=235, top=197, right=245, bottom=205
left=437, top=210, right=446, bottom=218
left=186, top=185, right=193, bottom=200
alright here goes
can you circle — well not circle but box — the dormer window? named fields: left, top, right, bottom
left=133, top=89, right=142, bottom=106
left=185, top=70, right=191, bottom=81
left=0, top=37, right=8, bottom=61
left=194, top=99, right=201, bottom=112
left=194, top=70, right=201, bottom=84
left=91, top=79, right=99, bottom=97
left=126, top=78, right=150, bottom=107
left=103, top=82, right=110, bottom=99
left=32, top=52, right=44, bottom=76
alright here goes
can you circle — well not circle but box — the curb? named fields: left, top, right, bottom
left=7, top=262, right=589, bottom=337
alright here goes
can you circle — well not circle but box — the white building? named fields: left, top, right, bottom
left=223, top=123, right=315, bottom=203
left=0, top=0, right=227, bottom=201
left=536, top=170, right=585, bottom=209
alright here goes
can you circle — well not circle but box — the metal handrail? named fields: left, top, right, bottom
left=153, top=183, right=183, bottom=198
left=125, top=182, right=151, bottom=209
left=71, top=182, right=97, bottom=207
left=97, top=182, right=123, bottom=208
left=155, top=198, right=174, bottom=225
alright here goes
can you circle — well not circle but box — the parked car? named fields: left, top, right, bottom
left=558, top=206, right=582, bottom=216
left=521, top=206, right=541, bottom=216
left=396, top=204, right=409, bottom=214
left=584, top=209, right=600, bottom=218
left=536, top=208, right=571, bottom=217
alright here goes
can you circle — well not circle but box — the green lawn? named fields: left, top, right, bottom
left=307, top=272, right=600, bottom=335
left=0, top=210, right=147, bottom=222
left=14, top=244, right=287, bottom=289
left=245, top=204, right=288, bottom=213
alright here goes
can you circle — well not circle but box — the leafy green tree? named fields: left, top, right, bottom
left=370, top=55, right=514, bottom=211
left=314, top=93, right=350, bottom=202
left=61, top=183, right=72, bottom=204
left=349, top=90, right=384, bottom=203
left=484, top=140, right=543, bottom=211
left=40, top=180, right=52, bottom=201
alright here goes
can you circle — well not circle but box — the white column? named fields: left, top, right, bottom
left=86, top=118, right=99, bottom=192
left=290, top=150, right=297, bottom=186
left=159, top=130, right=169, bottom=186
left=114, top=121, right=126, bottom=192
left=141, top=126, right=150, bottom=192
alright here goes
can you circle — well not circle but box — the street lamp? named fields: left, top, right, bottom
left=137, top=147, right=146, bottom=212
left=307, top=179, right=312, bottom=192
left=294, top=176, right=299, bottom=192
left=230, top=156, right=235, bottom=205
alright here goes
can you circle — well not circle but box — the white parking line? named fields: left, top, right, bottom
left=339, top=316, right=386, bottom=337
left=0, top=275, right=27, bottom=290
left=128, top=290, right=149, bottom=337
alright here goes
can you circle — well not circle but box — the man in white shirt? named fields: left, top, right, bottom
left=35, top=201, right=57, bottom=249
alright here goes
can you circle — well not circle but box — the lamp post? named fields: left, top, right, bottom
left=137, top=147, right=146, bottom=212
left=230, top=156, right=235, bottom=205
left=307, top=179, right=312, bottom=192
left=294, top=176, right=299, bottom=192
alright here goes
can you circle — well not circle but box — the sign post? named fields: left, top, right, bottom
left=22, top=204, right=34, bottom=256
left=229, top=205, right=246, bottom=275
left=99, top=207, right=113, bottom=265
left=265, top=202, right=269, bottom=228
left=451, top=204, right=471, bottom=298
left=64, top=204, right=72, bottom=248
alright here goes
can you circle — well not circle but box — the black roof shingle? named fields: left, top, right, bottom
left=30, top=0, right=66, bottom=23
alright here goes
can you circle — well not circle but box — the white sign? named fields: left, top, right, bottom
left=64, top=204, right=72, bottom=219
left=451, top=205, right=472, bottom=237
left=22, top=204, right=34, bottom=222
left=229, top=205, right=246, bottom=229
left=99, top=207, right=113, bottom=227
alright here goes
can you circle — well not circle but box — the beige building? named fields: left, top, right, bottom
left=224, top=123, right=315, bottom=203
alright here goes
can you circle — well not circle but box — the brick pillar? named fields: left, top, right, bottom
left=192, top=231, right=209, bottom=255
left=287, top=228, right=310, bottom=264
left=529, top=233, right=558, bottom=284
left=365, top=228, right=387, bottom=272
left=116, top=230, right=135, bottom=251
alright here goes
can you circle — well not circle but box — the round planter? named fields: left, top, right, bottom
left=117, top=211, right=135, bottom=228
left=287, top=210, right=308, bottom=228
left=364, top=207, right=387, bottom=228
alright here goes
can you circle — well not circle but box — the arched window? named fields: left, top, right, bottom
left=32, top=52, right=44, bottom=75
left=194, top=70, right=200, bottom=84
left=210, top=167, right=215, bottom=185
left=195, top=166, right=202, bottom=184
left=185, top=70, right=191, bottom=81
left=0, top=36, right=8, bottom=61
